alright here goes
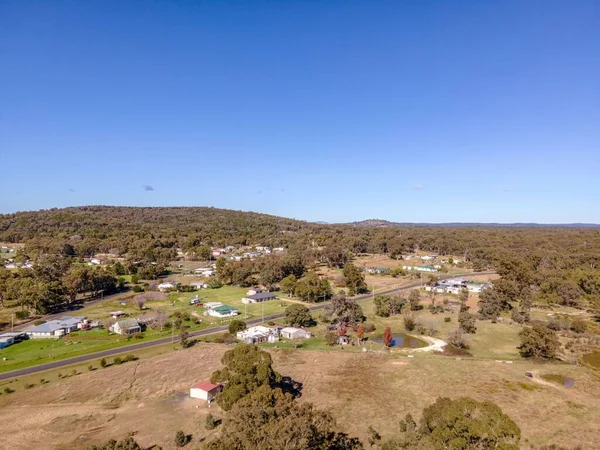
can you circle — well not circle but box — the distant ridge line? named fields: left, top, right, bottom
left=331, top=219, right=600, bottom=228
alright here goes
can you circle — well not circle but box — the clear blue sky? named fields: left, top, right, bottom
left=1, top=1, right=598, bottom=223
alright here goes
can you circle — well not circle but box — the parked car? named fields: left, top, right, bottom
left=189, top=297, right=202, bottom=305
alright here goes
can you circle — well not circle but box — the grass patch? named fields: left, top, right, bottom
left=541, top=374, right=568, bottom=385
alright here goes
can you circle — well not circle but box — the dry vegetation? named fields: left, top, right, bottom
left=0, top=343, right=598, bottom=449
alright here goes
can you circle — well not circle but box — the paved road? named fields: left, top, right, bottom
left=0, top=272, right=495, bottom=381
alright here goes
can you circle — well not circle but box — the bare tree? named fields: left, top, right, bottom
left=155, top=309, right=169, bottom=331
left=137, top=296, right=146, bottom=310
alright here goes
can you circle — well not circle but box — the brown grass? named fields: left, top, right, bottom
left=0, top=344, right=598, bottom=449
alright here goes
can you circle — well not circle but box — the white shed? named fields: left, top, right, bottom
left=190, top=381, right=222, bottom=402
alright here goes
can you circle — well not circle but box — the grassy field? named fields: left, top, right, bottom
left=0, top=286, right=301, bottom=373
left=0, top=343, right=598, bottom=449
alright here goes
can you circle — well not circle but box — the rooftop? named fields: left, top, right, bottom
left=191, top=381, right=220, bottom=391
left=246, top=292, right=276, bottom=300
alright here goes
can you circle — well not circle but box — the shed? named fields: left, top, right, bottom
left=190, top=381, right=222, bottom=402
left=242, top=292, right=277, bottom=304
left=280, top=327, right=312, bottom=340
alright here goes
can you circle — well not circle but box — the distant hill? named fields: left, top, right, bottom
left=342, top=219, right=600, bottom=228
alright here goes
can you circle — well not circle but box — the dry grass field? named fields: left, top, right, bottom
left=0, top=343, right=598, bottom=450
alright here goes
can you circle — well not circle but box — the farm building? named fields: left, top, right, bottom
left=0, top=332, right=28, bottom=343
left=206, top=305, right=239, bottom=318
left=26, top=316, right=86, bottom=339
left=280, top=327, right=312, bottom=340
left=236, top=326, right=279, bottom=344
left=158, top=282, right=179, bottom=292
left=402, top=265, right=437, bottom=272
left=242, top=292, right=277, bottom=304
left=190, top=381, right=222, bottom=402
left=110, top=319, right=141, bottom=335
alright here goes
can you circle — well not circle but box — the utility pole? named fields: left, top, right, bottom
left=171, top=319, right=175, bottom=345
left=11, top=313, right=14, bottom=333
left=261, top=301, right=264, bottom=324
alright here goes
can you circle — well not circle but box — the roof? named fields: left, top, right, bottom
left=26, top=316, right=85, bottom=333
left=116, top=319, right=140, bottom=329
left=281, top=327, right=304, bottom=333
left=246, top=292, right=276, bottom=300
left=212, top=305, right=238, bottom=313
left=191, top=381, right=220, bottom=391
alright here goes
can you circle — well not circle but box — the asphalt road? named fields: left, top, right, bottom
left=0, top=272, right=495, bottom=381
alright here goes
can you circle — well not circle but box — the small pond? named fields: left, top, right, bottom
left=371, top=333, right=427, bottom=348
left=582, top=351, right=600, bottom=369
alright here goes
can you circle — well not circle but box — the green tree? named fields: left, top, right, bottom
left=204, top=385, right=363, bottom=450
left=130, top=273, right=139, bottom=284
left=174, top=430, right=189, bottom=447
left=228, top=319, right=247, bottom=335
left=284, top=304, right=314, bottom=327
left=324, top=294, right=364, bottom=326
left=343, top=263, right=368, bottom=296
left=211, top=344, right=282, bottom=411
left=295, top=272, right=332, bottom=302
left=279, top=274, right=298, bottom=296
left=384, top=397, right=520, bottom=450
left=517, top=324, right=559, bottom=359
left=408, top=289, right=421, bottom=311
left=179, top=326, right=190, bottom=349
left=374, top=294, right=406, bottom=317
left=458, top=311, right=477, bottom=334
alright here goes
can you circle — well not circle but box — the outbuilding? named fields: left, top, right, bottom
left=280, top=327, right=312, bottom=340
left=190, top=381, right=222, bottom=402
left=242, top=292, right=277, bottom=304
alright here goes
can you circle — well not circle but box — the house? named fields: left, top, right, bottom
left=194, top=268, right=215, bottom=277
left=466, top=282, right=488, bottom=293
left=190, top=282, right=208, bottom=289
left=206, top=305, right=239, bottom=318
left=158, top=282, right=179, bottom=292
left=190, top=381, right=222, bottom=402
left=402, top=265, right=438, bottom=273
left=280, top=327, right=312, bottom=340
left=110, top=319, right=141, bottom=335
left=109, top=311, right=127, bottom=319
left=203, top=302, right=223, bottom=310
left=89, top=258, right=101, bottom=265
left=26, top=316, right=86, bottom=339
left=242, top=292, right=277, bottom=304
left=420, top=255, right=436, bottom=261
left=273, top=247, right=285, bottom=252
left=255, top=246, right=269, bottom=251
left=236, top=326, right=279, bottom=344
left=364, top=267, right=390, bottom=275
left=246, top=287, right=263, bottom=296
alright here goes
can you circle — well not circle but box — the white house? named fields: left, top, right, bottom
left=273, top=247, right=285, bottom=252
left=421, top=255, right=436, bottom=261
left=158, top=282, right=178, bottom=292
left=26, top=316, right=86, bottom=339
left=206, top=305, right=239, bottom=318
left=190, top=381, right=222, bottom=402
left=110, top=318, right=141, bottom=335
left=236, top=326, right=279, bottom=344
left=242, top=292, right=277, bottom=304
left=190, top=282, right=208, bottom=289
left=402, top=265, right=437, bottom=273
left=246, top=288, right=263, bottom=296
left=89, top=258, right=101, bottom=265
left=280, top=327, right=312, bottom=340
left=109, top=311, right=127, bottom=319
left=203, top=302, right=223, bottom=310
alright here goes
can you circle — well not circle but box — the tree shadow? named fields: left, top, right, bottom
left=279, top=376, right=303, bottom=399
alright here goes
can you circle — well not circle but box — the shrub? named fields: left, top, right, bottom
left=403, top=313, right=417, bottom=332
left=363, top=322, right=376, bottom=333
left=267, top=321, right=275, bottom=326
left=123, top=354, right=137, bottom=362
left=546, top=319, right=562, bottom=331
left=131, top=285, right=144, bottom=293
left=131, top=274, right=139, bottom=284
left=416, top=323, right=427, bottom=335
left=99, top=358, right=107, bottom=368
left=24, top=383, right=35, bottom=389
left=444, top=317, right=452, bottom=323
left=15, top=310, right=30, bottom=320
left=511, top=309, right=525, bottom=324
left=131, top=332, right=143, bottom=340
left=212, top=337, right=225, bottom=344
left=426, top=322, right=439, bottom=337
left=34, top=319, right=46, bottom=326
left=4, top=387, right=14, bottom=394
left=174, top=430, right=189, bottom=447
left=571, top=319, right=587, bottom=334
left=324, top=331, right=338, bottom=346
left=113, top=357, right=123, bottom=365
left=205, top=413, right=221, bottom=430
left=447, top=329, right=470, bottom=349
left=88, top=365, right=94, bottom=371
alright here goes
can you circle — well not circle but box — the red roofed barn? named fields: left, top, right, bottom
left=190, top=381, right=222, bottom=402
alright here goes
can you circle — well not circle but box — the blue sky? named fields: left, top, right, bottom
left=1, top=1, right=598, bottom=223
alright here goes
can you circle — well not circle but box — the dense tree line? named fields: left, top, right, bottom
left=1, top=206, right=599, bottom=310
